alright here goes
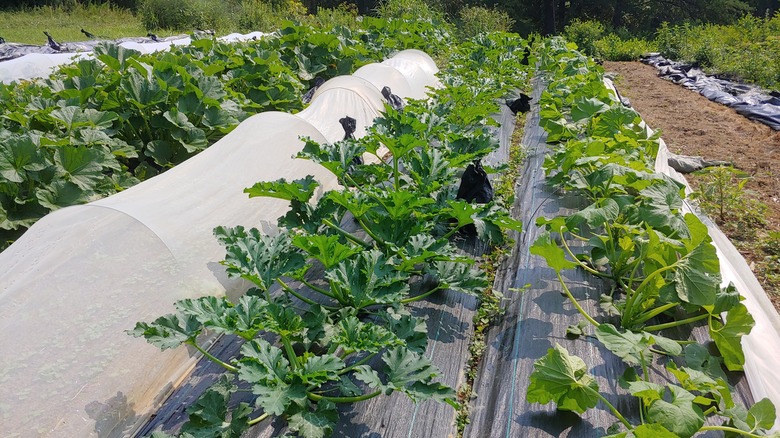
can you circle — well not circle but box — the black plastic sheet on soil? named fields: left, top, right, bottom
left=642, top=53, right=780, bottom=130
left=464, top=76, right=754, bottom=438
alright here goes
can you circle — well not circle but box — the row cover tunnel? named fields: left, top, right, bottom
left=0, top=37, right=442, bottom=436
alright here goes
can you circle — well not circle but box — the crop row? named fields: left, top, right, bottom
left=130, top=31, right=533, bottom=438
left=0, top=17, right=448, bottom=249
left=527, top=37, right=775, bottom=437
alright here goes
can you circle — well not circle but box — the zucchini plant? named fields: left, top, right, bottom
left=0, top=17, right=446, bottom=250
left=131, top=32, right=533, bottom=437
left=526, top=37, right=777, bottom=438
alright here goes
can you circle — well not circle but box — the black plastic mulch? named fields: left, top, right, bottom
left=134, top=106, right=517, bottom=438
left=463, top=76, right=754, bottom=438
left=642, top=54, right=780, bottom=131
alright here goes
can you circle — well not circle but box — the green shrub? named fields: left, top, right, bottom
left=237, top=0, right=307, bottom=32
left=375, top=0, right=445, bottom=23
left=653, top=15, right=780, bottom=89
left=305, top=3, right=361, bottom=30
left=691, top=166, right=767, bottom=241
left=594, top=34, right=654, bottom=61
left=457, top=5, right=514, bottom=39
left=138, top=0, right=239, bottom=31
left=563, top=19, right=605, bottom=57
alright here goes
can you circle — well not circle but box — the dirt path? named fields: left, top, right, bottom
left=604, top=61, right=780, bottom=308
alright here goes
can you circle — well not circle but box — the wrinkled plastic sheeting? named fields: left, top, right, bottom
left=642, top=53, right=780, bottom=130
left=0, top=112, right=339, bottom=437
left=0, top=32, right=270, bottom=84
left=666, top=152, right=729, bottom=174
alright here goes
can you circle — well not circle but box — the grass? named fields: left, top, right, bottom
left=0, top=3, right=148, bottom=45
left=654, top=14, right=780, bottom=89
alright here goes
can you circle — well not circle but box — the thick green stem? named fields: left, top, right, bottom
left=567, top=230, right=591, bottom=242
left=633, top=263, right=677, bottom=300
left=558, top=228, right=610, bottom=278
left=277, top=278, right=339, bottom=310
left=299, top=278, right=336, bottom=299
left=188, top=341, right=238, bottom=373
left=699, top=426, right=763, bottom=438
left=356, top=217, right=390, bottom=247
left=281, top=337, right=299, bottom=370
left=632, top=302, right=680, bottom=326
left=644, top=313, right=709, bottom=332
left=557, top=271, right=600, bottom=327
left=323, top=219, right=371, bottom=248
left=623, top=262, right=677, bottom=327
left=400, top=285, right=445, bottom=304
left=338, top=352, right=378, bottom=376
left=584, top=386, right=632, bottom=430
left=308, top=390, right=382, bottom=403
left=648, top=347, right=676, bottom=357
left=675, top=340, right=697, bottom=345
left=247, top=412, right=271, bottom=426
left=626, top=242, right=647, bottom=291
left=393, top=156, right=400, bottom=190
left=442, top=224, right=462, bottom=241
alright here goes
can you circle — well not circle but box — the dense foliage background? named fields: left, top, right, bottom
left=1, top=0, right=778, bottom=36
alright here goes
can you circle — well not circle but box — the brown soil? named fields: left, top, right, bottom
left=604, top=61, right=780, bottom=310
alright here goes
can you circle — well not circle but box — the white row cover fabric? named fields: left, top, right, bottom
left=0, top=32, right=270, bottom=84
left=0, top=52, right=93, bottom=84
left=217, top=31, right=268, bottom=43
left=297, top=75, right=386, bottom=143
left=113, top=36, right=192, bottom=55
left=388, top=48, right=439, bottom=76
left=0, top=50, right=440, bottom=437
left=297, top=50, right=443, bottom=161
left=381, top=57, right=439, bottom=100
left=0, top=112, right=338, bottom=437
left=607, top=79, right=780, bottom=429
left=353, top=63, right=414, bottom=100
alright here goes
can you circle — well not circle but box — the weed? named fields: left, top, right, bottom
left=457, top=5, right=515, bottom=39
left=654, top=15, right=780, bottom=89
left=563, top=19, right=605, bottom=57
left=690, top=166, right=767, bottom=241
left=594, top=34, right=655, bottom=61
left=758, top=231, right=780, bottom=296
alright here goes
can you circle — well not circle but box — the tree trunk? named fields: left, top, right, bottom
left=542, top=0, right=557, bottom=35
left=558, top=0, right=567, bottom=28
left=612, top=0, right=625, bottom=29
